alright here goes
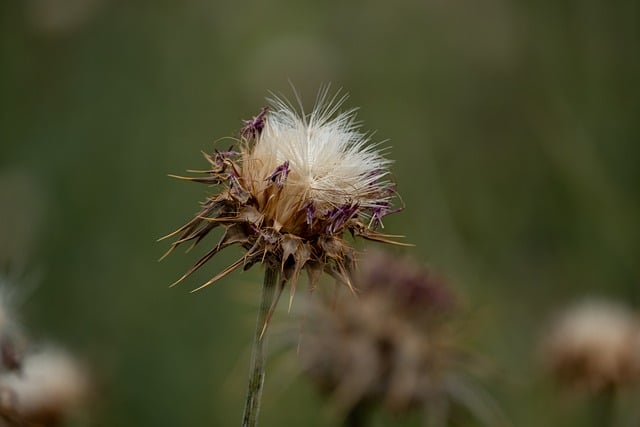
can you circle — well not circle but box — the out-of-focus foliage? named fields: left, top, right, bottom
left=0, top=1, right=638, bottom=425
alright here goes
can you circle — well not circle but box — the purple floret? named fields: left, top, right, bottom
left=241, top=106, right=269, bottom=140
left=266, top=161, right=290, bottom=187
left=325, top=202, right=360, bottom=235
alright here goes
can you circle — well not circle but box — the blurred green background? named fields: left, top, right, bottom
left=0, top=0, right=638, bottom=425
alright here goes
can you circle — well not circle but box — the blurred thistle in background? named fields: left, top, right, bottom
left=0, top=159, right=89, bottom=426
left=540, top=299, right=640, bottom=425
left=0, top=284, right=89, bottom=427
left=541, top=299, right=640, bottom=393
left=294, top=250, right=503, bottom=427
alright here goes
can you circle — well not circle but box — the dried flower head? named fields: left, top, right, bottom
left=0, top=347, right=89, bottom=426
left=294, top=251, right=501, bottom=425
left=541, top=299, right=640, bottom=393
left=161, top=89, right=402, bottom=304
left=0, top=277, right=89, bottom=426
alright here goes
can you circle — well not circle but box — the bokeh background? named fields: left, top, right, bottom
left=1, top=0, right=638, bottom=425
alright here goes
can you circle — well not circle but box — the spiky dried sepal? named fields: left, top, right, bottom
left=162, top=90, right=403, bottom=306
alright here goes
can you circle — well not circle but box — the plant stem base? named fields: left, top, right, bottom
left=241, top=267, right=278, bottom=427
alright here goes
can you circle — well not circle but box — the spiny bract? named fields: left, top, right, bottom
left=161, top=89, right=402, bottom=309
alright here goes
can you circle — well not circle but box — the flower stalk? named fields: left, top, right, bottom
left=343, top=401, right=371, bottom=427
left=241, top=267, right=278, bottom=427
left=591, top=386, right=615, bottom=427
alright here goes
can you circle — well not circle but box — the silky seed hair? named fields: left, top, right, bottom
left=240, top=90, right=394, bottom=236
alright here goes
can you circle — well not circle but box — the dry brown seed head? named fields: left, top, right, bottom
left=162, top=90, right=405, bottom=324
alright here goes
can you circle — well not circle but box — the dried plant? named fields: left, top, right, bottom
left=161, top=88, right=402, bottom=426
left=541, top=299, right=640, bottom=426
left=0, top=285, right=89, bottom=427
left=541, top=299, right=640, bottom=393
left=294, top=251, right=503, bottom=427
left=162, top=88, right=401, bottom=300
left=0, top=347, right=89, bottom=427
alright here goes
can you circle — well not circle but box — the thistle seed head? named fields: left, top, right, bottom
left=162, top=89, right=403, bottom=300
left=0, top=347, right=89, bottom=426
left=294, top=252, right=500, bottom=424
left=541, top=299, right=640, bottom=393
left=0, top=276, right=90, bottom=426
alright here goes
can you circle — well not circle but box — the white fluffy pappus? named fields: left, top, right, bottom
left=246, top=89, right=394, bottom=219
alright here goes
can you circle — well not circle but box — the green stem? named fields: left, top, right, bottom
left=343, top=402, right=370, bottom=427
left=241, top=267, right=278, bottom=427
left=591, top=386, right=616, bottom=427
